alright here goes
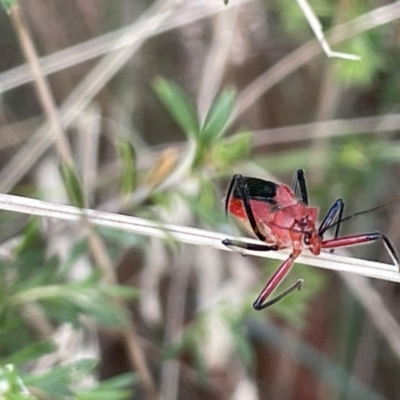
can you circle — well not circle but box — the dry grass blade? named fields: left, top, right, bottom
left=9, top=6, right=72, bottom=166
left=252, top=114, right=400, bottom=146
left=295, top=0, right=360, bottom=60
left=0, top=193, right=398, bottom=284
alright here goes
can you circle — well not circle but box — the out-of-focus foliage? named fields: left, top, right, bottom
left=0, top=364, right=37, bottom=399
left=116, top=138, right=137, bottom=197
left=0, top=219, right=136, bottom=398
left=0, top=0, right=16, bottom=12
left=153, top=77, right=200, bottom=140
left=154, top=78, right=240, bottom=168
left=59, top=162, right=85, bottom=208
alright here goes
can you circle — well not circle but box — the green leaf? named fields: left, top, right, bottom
left=153, top=77, right=200, bottom=139
left=15, top=218, right=41, bottom=255
left=69, top=359, right=98, bottom=381
left=15, top=255, right=60, bottom=293
left=94, top=373, right=136, bottom=391
left=59, top=163, right=85, bottom=208
left=76, top=372, right=136, bottom=400
left=23, top=360, right=96, bottom=397
left=98, top=284, right=139, bottom=299
left=115, top=138, right=136, bottom=197
left=13, top=282, right=131, bottom=327
left=77, top=390, right=131, bottom=400
left=333, top=35, right=382, bottom=86
left=201, top=88, right=236, bottom=142
left=211, top=131, right=252, bottom=169
left=3, top=341, right=55, bottom=367
left=1, top=0, right=17, bottom=12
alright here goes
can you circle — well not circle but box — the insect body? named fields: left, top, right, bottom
left=223, top=170, right=400, bottom=310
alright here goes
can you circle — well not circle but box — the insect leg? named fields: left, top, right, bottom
left=253, top=253, right=303, bottom=310
left=225, top=174, right=267, bottom=242
left=321, top=232, right=400, bottom=271
left=292, top=169, right=308, bottom=205
left=224, top=174, right=238, bottom=216
left=222, top=238, right=278, bottom=252
left=318, top=199, right=345, bottom=241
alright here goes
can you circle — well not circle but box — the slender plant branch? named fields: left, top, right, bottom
left=0, top=193, right=398, bottom=284
left=9, top=5, right=73, bottom=167
left=251, top=114, right=400, bottom=146
left=295, top=0, right=360, bottom=60
left=85, top=222, right=159, bottom=400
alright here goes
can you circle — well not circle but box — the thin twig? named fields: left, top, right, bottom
left=251, top=114, right=400, bottom=146
left=160, top=249, right=192, bottom=400
left=295, top=0, right=360, bottom=60
left=307, top=0, right=351, bottom=183
left=197, top=7, right=238, bottom=122
left=85, top=222, right=159, bottom=400
left=0, top=193, right=398, bottom=284
left=9, top=5, right=73, bottom=166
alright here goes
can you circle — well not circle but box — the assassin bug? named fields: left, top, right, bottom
left=223, top=170, right=400, bottom=310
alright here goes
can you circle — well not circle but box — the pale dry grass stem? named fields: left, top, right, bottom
left=0, top=193, right=398, bottom=284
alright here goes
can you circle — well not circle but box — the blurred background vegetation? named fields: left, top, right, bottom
left=0, top=0, right=400, bottom=399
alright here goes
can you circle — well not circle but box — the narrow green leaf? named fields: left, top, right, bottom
left=16, top=255, right=60, bottom=293
left=98, top=284, right=139, bottom=299
left=59, top=163, right=85, bottom=208
left=24, top=363, right=78, bottom=397
left=94, top=373, right=137, bottom=390
left=72, top=294, right=128, bottom=327
left=153, top=77, right=200, bottom=139
left=13, top=283, right=130, bottom=327
left=115, top=138, right=136, bottom=196
left=69, top=359, right=97, bottom=381
left=15, top=218, right=41, bottom=255
left=201, top=88, right=236, bottom=141
left=76, top=372, right=136, bottom=400
left=77, top=390, right=131, bottom=400
left=3, top=341, right=55, bottom=366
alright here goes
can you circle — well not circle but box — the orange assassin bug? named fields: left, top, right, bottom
left=223, top=170, right=400, bottom=310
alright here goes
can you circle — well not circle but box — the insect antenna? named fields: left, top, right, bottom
left=327, top=197, right=400, bottom=231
